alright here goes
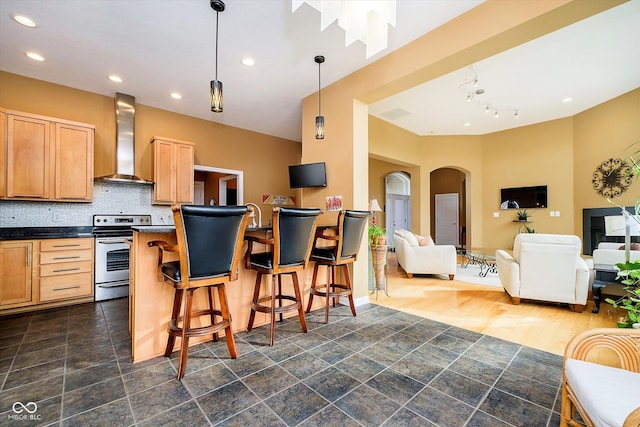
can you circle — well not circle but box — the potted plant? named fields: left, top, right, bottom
left=368, top=224, right=386, bottom=246
left=606, top=259, right=640, bottom=328
left=516, top=209, right=529, bottom=222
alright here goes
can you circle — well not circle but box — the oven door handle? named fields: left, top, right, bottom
left=96, top=239, right=129, bottom=245
left=97, top=281, right=129, bottom=288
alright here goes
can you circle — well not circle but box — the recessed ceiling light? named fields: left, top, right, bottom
left=562, top=97, right=573, bottom=103
left=108, top=75, right=123, bottom=83
left=463, top=122, right=471, bottom=127
left=170, top=92, right=182, bottom=99
left=25, top=51, right=44, bottom=61
left=242, top=57, right=255, bottom=66
left=12, top=14, right=37, bottom=28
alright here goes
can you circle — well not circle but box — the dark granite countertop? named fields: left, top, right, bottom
left=0, top=226, right=94, bottom=241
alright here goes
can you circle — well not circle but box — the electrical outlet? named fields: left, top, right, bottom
left=52, top=213, right=61, bottom=222
left=493, top=212, right=499, bottom=218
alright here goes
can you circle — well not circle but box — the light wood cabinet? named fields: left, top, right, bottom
left=1, top=108, right=94, bottom=202
left=0, top=241, right=35, bottom=309
left=151, top=136, right=194, bottom=205
left=38, top=238, right=94, bottom=302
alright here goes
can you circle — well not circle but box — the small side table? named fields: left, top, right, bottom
left=592, top=263, right=623, bottom=313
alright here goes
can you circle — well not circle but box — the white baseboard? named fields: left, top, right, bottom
left=337, top=295, right=370, bottom=307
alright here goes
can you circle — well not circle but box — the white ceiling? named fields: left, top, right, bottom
left=370, top=0, right=640, bottom=136
left=0, top=0, right=638, bottom=142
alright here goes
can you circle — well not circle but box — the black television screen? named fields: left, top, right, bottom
left=289, top=162, right=327, bottom=188
left=500, top=185, right=547, bottom=209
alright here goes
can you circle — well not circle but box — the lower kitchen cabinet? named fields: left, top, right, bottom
left=0, top=241, right=35, bottom=309
left=39, top=238, right=94, bottom=302
left=0, top=237, right=94, bottom=315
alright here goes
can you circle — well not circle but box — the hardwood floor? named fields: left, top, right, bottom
left=369, top=253, right=617, bottom=361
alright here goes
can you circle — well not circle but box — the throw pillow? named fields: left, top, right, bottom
left=417, top=235, right=435, bottom=246
left=398, top=230, right=419, bottom=247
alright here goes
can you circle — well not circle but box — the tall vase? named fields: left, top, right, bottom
left=371, top=245, right=388, bottom=290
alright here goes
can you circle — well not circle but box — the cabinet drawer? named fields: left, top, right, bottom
left=40, top=260, right=92, bottom=277
left=40, top=249, right=92, bottom=264
left=41, top=238, right=92, bottom=251
left=40, top=272, right=92, bottom=302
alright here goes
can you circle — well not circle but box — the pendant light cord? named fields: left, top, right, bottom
left=317, top=61, right=321, bottom=115
left=215, top=11, right=219, bottom=80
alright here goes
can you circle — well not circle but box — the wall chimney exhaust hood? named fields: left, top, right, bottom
left=95, top=93, right=153, bottom=185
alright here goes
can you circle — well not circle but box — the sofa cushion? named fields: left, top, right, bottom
left=396, top=229, right=420, bottom=247
left=565, top=358, right=640, bottom=426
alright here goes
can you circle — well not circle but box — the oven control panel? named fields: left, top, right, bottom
left=93, top=214, right=152, bottom=226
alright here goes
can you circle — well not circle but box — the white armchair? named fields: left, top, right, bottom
left=393, top=229, right=457, bottom=279
left=495, top=233, right=590, bottom=312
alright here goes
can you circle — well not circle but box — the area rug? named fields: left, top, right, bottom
left=454, top=264, right=502, bottom=288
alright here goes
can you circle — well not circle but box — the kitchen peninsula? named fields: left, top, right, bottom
left=129, top=226, right=327, bottom=362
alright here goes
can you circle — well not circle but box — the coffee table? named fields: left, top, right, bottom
left=460, top=248, right=498, bottom=277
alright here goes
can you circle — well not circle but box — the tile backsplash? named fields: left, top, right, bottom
left=0, top=182, right=173, bottom=227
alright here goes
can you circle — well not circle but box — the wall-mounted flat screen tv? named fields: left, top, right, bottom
left=289, top=162, right=327, bottom=188
left=500, top=185, right=547, bottom=209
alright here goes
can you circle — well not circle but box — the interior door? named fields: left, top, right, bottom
left=194, top=181, right=205, bottom=205
left=386, top=194, right=410, bottom=250
left=435, top=193, right=459, bottom=246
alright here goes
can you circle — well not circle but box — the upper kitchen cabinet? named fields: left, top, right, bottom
left=0, top=108, right=94, bottom=202
left=151, top=136, right=194, bottom=205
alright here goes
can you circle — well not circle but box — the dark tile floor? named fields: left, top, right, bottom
left=0, top=298, right=564, bottom=426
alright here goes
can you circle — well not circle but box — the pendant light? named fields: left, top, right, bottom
left=210, top=0, right=225, bottom=112
left=314, top=55, right=325, bottom=139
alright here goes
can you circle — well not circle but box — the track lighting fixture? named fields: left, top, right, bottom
left=461, top=66, right=521, bottom=123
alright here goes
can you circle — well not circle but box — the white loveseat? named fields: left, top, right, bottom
left=495, top=233, right=590, bottom=312
left=592, top=241, right=640, bottom=266
left=393, top=229, right=457, bottom=279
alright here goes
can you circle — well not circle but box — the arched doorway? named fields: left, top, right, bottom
left=385, top=171, right=411, bottom=250
left=430, top=167, right=467, bottom=248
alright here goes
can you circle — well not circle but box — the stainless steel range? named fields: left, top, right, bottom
left=93, top=214, right=152, bottom=301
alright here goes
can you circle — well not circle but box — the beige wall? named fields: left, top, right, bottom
left=482, top=118, right=575, bottom=248
left=0, top=71, right=301, bottom=215
left=573, top=88, right=640, bottom=223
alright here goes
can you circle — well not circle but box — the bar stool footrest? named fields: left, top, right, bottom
left=251, top=295, right=302, bottom=314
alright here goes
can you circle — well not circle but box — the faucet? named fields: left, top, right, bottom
left=245, top=203, right=262, bottom=229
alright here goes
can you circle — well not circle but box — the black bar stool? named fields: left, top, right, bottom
left=245, top=207, right=323, bottom=346
left=306, top=210, right=370, bottom=323
left=149, top=204, right=251, bottom=379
